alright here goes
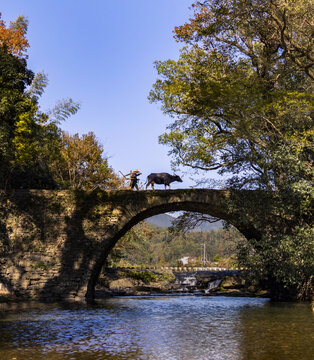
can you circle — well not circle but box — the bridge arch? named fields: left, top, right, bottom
left=84, top=190, right=258, bottom=300
left=0, top=189, right=261, bottom=301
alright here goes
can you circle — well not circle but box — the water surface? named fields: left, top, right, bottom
left=0, top=296, right=313, bottom=360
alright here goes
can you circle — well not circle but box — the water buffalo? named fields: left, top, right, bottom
left=146, top=172, right=183, bottom=190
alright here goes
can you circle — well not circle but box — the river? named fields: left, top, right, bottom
left=0, top=296, right=313, bottom=360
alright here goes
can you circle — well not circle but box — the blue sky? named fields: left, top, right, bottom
left=1, top=0, right=216, bottom=189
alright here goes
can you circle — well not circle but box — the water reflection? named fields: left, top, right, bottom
left=238, top=302, right=314, bottom=360
left=0, top=296, right=312, bottom=360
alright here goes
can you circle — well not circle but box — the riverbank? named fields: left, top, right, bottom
left=95, top=267, right=270, bottom=298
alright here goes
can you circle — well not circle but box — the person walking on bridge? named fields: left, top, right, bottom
left=125, top=170, right=142, bottom=190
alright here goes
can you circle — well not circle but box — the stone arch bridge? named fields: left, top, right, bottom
left=0, top=189, right=261, bottom=301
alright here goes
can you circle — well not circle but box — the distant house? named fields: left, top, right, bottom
left=178, top=256, right=190, bottom=266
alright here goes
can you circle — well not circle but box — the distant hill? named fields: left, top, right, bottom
left=145, top=214, right=223, bottom=232
left=145, top=214, right=175, bottom=228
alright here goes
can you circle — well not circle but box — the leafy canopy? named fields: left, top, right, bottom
left=150, top=0, right=313, bottom=190
left=149, top=0, right=313, bottom=300
left=0, top=13, right=119, bottom=190
left=52, top=132, right=122, bottom=190
left=0, top=13, right=29, bottom=58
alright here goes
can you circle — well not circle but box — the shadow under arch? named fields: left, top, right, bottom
left=85, top=199, right=260, bottom=300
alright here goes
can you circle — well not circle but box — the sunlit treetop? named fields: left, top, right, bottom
left=0, top=13, right=29, bottom=58
left=174, top=0, right=314, bottom=79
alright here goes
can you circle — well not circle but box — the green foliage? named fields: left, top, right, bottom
left=237, top=226, right=314, bottom=300
left=0, top=15, right=120, bottom=191
left=123, top=270, right=174, bottom=284
left=0, top=20, right=62, bottom=189
left=50, top=131, right=122, bottom=190
left=150, top=46, right=312, bottom=188
left=150, top=0, right=313, bottom=300
left=26, top=71, right=49, bottom=102
left=213, top=254, right=222, bottom=262
left=48, top=98, right=80, bottom=125
left=109, top=221, right=244, bottom=268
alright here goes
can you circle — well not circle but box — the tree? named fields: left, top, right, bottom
left=0, top=44, right=34, bottom=188
left=109, top=221, right=244, bottom=268
left=150, top=1, right=313, bottom=189
left=51, top=131, right=122, bottom=190
left=173, top=0, right=313, bottom=79
left=0, top=14, right=82, bottom=189
left=0, top=13, right=29, bottom=58
left=0, top=14, right=119, bottom=190
left=107, top=221, right=157, bottom=267
left=0, top=44, right=80, bottom=189
left=149, top=0, right=313, bottom=300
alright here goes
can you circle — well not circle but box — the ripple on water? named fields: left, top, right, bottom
left=0, top=296, right=312, bottom=360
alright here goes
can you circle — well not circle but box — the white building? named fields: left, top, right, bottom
left=178, top=256, right=190, bottom=266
